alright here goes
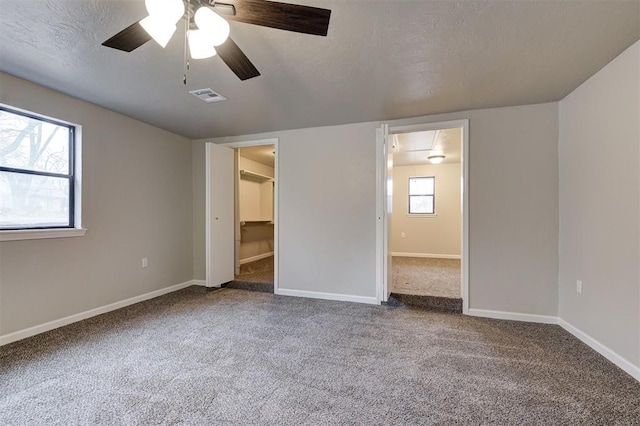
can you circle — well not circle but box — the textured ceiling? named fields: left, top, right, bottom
left=0, top=0, right=638, bottom=139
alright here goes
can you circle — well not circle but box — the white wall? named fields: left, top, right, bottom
left=559, top=41, right=639, bottom=368
left=0, top=73, right=193, bottom=337
left=193, top=102, right=559, bottom=314
left=392, top=163, right=461, bottom=257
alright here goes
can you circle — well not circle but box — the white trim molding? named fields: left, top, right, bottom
left=275, top=288, right=378, bottom=305
left=467, top=309, right=639, bottom=382
left=468, top=308, right=558, bottom=324
left=219, top=138, right=280, bottom=293
left=558, top=318, right=640, bottom=382
left=239, top=251, right=275, bottom=265
left=0, top=228, right=87, bottom=242
left=0, top=279, right=203, bottom=346
left=392, top=252, right=461, bottom=260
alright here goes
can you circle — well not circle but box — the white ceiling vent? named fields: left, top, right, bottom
left=189, top=88, right=227, bottom=103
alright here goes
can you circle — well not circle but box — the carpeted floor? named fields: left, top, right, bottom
left=392, top=257, right=461, bottom=298
left=235, top=256, right=274, bottom=284
left=1, top=287, right=639, bottom=425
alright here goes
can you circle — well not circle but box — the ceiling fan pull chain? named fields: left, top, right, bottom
left=183, top=0, right=191, bottom=85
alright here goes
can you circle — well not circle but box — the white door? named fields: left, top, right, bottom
left=206, top=143, right=235, bottom=287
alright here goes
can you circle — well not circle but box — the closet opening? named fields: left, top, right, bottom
left=229, top=144, right=275, bottom=292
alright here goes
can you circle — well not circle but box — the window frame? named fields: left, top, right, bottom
left=0, top=105, right=76, bottom=231
left=408, top=176, right=436, bottom=215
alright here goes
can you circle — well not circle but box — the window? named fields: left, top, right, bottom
left=0, top=106, right=75, bottom=230
left=408, top=176, right=435, bottom=214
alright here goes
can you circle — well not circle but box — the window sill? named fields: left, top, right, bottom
left=407, top=214, right=438, bottom=218
left=0, top=228, right=87, bottom=242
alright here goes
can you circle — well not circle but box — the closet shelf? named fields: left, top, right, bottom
left=240, top=169, right=273, bottom=182
left=240, top=220, right=274, bottom=226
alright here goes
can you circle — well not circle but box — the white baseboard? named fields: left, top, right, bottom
left=239, top=251, right=274, bottom=265
left=558, top=318, right=640, bottom=382
left=275, top=288, right=378, bottom=305
left=467, top=308, right=558, bottom=324
left=467, top=309, right=638, bottom=382
left=0, top=279, right=201, bottom=347
left=392, top=252, right=461, bottom=259
left=191, top=279, right=207, bottom=287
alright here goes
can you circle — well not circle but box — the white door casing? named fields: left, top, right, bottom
left=206, top=143, right=235, bottom=287
left=377, top=119, right=469, bottom=313
left=376, top=124, right=391, bottom=302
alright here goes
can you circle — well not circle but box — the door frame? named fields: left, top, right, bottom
left=206, top=138, right=280, bottom=290
left=376, top=119, right=469, bottom=314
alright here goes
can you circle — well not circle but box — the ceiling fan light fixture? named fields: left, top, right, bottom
left=140, top=15, right=176, bottom=48
left=188, top=30, right=217, bottom=59
left=428, top=155, right=446, bottom=164
left=145, top=0, right=185, bottom=24
left=194, top=6, right=231, bottom=46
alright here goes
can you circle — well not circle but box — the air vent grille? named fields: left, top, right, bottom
left=189, top=88, right=227, bottom=103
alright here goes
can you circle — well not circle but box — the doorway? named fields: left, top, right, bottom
left=205, top=138, right=279, bottom=291
left=233, top=144, right=276, bottom=290
left=376, top=120, right=469, bottom=313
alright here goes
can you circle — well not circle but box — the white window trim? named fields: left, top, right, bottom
left=407, top=213, right=438, bottom=218
left=0, top=228, right=87, bottom=242
left=0, top=104, right=84, bottom=242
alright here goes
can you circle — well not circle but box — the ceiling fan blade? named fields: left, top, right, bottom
left=102, top=21, right=151, bottom=52
left=214, top=0, right=331, bottom=36
left=217, top=38, right=261, bottom=81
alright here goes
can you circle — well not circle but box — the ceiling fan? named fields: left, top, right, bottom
left=101, top=0, right=332, bottom=81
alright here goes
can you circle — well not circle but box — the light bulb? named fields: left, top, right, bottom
left=194, top=6, right=230, bottom=46
left=140, top=15, right=177, bottom=48
left=145, top=0, right=185, bottom=24
left=188, top=30, right=217, bottom=59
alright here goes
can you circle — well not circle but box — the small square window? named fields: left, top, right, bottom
left=408, top=176, right=435, bottom=214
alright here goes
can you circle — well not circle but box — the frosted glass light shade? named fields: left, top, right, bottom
left=140, top=15, right=177, bottom=48
left=427, top=155, right=445, bottom=164
left=194, top=7, right=230, bottom=46
left=145, top=0, right=185, bottom=24
left=188, top=30, right=217, bottom=59
left=140, top=15, right=176, bottom=48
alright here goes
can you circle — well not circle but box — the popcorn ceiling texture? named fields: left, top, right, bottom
left=0, top=1, right=638, bottom=138
left=1, top=287, right=639, bottom=425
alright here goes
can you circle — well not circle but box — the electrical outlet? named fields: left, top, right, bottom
left=576, top=279, right=582, bottom=295
left=401, top=232, right=406, bottom=238
left=142, top=258, right=148, bottom=269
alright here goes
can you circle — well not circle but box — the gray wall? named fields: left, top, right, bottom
left=192, top=140, right=206, bottom=281
left=193, top=102, right=560, bottom=315
left=389, top=104, right=559, bottom=315
left=0, top=73, right=194, bottom=336
left=558, top=41, right=639, bottom=366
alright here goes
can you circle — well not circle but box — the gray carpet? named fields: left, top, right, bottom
left=1, top=287, right=639, bottom=425
left=393, top=257, right=461, bottom=298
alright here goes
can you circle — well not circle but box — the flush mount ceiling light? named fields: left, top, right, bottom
left=428, top=155, right=446, bottom=164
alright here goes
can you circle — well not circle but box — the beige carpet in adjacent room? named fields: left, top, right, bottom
left=235, top=255, right=274, bottom=284
left=392, top=257, right=461, bottom=298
